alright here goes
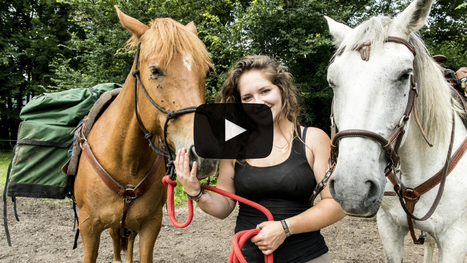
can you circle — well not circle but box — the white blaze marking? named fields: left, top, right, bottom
left=183, top=55, right=192, bottom=71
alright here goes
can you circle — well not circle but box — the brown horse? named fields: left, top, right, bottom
left=74, top=6, right=218, bottom=263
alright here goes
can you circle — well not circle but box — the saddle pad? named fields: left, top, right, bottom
left=62, top=88, right=122, bottom=176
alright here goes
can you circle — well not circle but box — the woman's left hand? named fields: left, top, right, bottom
left=250, top=221, right=286, bottom=255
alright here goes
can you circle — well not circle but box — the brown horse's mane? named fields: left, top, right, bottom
left=126, top=18, right=213, bottom=70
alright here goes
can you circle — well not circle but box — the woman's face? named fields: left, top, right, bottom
left=238, top=70, right=282, bottom=122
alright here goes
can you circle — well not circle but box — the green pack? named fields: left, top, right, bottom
left=6, top=83, right=122, bottom=199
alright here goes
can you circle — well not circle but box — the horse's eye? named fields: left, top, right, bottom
left=328, top=80, right=336, bottom=89
left=398, top=74, right=410, bottom=82
left=398, top=70, right=412, bottom=82
left=149, top=66, right=164, bottom=78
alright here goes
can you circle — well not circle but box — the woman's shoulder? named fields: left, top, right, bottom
left=300, top=126, right=331, bottom=165
left=301, top=126, right=330, bottom=143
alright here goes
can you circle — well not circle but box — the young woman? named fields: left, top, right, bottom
left=175, top=55, right=345, bottom=262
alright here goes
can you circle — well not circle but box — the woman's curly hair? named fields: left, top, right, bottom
left=219, top=55, right=300, bottom=129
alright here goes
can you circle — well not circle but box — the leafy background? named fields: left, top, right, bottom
left=1, top=0, right=466, bottom=150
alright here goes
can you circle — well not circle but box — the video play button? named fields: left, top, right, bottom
left=194, top=103, right=273, bottom=159
left=225, top=119, right=246, bottom=142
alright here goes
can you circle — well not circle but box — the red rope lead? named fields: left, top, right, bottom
left=162, top=175, right=274, bottom=263
left=202, top=185, right=273, bottom=263
left=162, top=176, right=193, bottom=228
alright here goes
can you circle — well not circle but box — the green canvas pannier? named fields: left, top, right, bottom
left=6, top=83, right=121, bottom=199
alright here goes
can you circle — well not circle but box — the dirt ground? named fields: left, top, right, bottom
left=0, top=197, right=465, bottom=263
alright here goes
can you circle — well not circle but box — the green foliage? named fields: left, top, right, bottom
left=2, top=0, right=466, bottom=147
left=362, top=0, right=467, bottom=70
left=50, top=0, right=134, bottom=91
left=0, top=0, right=78, bottom=149
left=0, top=151, right=12, bottom=192
left=217, top=0, right=370, bottom=129
left=173, top=176, right=217, bottom=206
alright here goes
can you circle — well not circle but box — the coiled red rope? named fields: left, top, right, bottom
left=162, top=175, right=274, bottom=263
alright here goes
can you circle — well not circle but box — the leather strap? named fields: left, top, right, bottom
left=330, top=75, right=421, bottom=169
left=386, top=36, right=416, bottom=57
left=354, top=40, right=372, bottom=61
left=81, top=140, right=164, bottom=237
left=81, top=142, right=124, bottom=194
left=349, top=37, right=416, bottom=62
left=386, top=130, right=467, bottom=201
left=384, top=116, right=467, bottom=244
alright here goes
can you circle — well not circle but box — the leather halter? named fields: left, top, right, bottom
left=329, top=36, right=467, bottom=244
left=132, top=42, right=199, bottom=178
left=330, top=69, right=422, bottom=169
left=330, top=37, right=426, bottom=168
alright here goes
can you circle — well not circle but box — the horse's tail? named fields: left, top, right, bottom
left=117, top=228, right=136, bottom=252
left=120, top=234, right=128, bottom=252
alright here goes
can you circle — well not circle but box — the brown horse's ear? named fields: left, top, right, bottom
left=115, top=5, right=149, bottom=39
left=186, top=21, right=197, bottom=35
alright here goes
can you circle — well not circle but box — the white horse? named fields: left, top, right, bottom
left=325, top=0, right=467, bottom=262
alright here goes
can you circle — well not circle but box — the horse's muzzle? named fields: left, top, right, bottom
left=329, top=164, right=385, bottom=217
left=188, top=144, right=218, bottom=179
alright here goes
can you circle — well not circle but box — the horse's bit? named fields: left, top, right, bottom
left=329, top=36, right=467, bottom=244
left=79, top=42, right=201, bottom=238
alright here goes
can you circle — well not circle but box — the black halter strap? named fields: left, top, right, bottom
left=132, top=42, right=198, bottom=179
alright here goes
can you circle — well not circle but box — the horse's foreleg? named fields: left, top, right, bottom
left=437, top=225, right=467, bottom=263
left=109, top=228, right=123, bottom=263
left=138, top=213, right=163, bottom=263
left=422, top=234, right=435, bottom=263
left=79, top=212, right=104, bottom=263
left=377, top=208, right=407, bottom=263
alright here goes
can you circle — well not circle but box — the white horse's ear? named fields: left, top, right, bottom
left=325, top=16, right=352, bottom=47
left=115, top=5, right=150, bottom=39
left=186, top=21, right=197, bottom=35
left=393, top=0, right=434, bottom=36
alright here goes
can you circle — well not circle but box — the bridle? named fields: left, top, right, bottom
left=329, top=36, right=430, bottom=169
left=132, top=42, right=200, bottom=179
left=327, top=36, right=467, bottom=245
left=309, top=37, right=426, bottom=207
left=78, top=42, right=204, bottom=239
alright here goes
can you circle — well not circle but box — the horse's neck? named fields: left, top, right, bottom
left=399, top=113, right=467, bottom=186
left=91, top=79, right=160, bottom=176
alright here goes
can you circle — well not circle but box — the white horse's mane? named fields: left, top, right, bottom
left=333, top=16, right=464, bottom=147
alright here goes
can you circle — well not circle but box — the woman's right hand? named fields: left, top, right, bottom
left=174, top=148, right=201, bottom=196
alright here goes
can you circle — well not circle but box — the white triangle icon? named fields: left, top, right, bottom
left=225, top=119, right=246, bottom=142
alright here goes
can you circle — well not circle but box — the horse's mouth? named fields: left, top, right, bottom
left=337, top=197, right=382, bottom=218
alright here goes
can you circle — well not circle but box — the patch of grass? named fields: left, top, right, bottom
left=0, top=151, right=12, bottom=192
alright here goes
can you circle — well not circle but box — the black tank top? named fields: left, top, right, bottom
left=234, top=126, right=328, bottom=263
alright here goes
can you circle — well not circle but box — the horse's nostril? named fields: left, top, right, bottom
left=364, top=180, right=379, bottom=206
left=188, top=145, right=198, bottom=159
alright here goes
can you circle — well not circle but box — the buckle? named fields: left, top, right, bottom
left=403, top=187, right=420, bottom=201
left=398, top=115, right=408, bottom=128
left=123, top=185, right=137, bottom=202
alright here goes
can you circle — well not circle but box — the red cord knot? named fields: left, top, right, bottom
left=162, top=175, right=177, bottom=187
